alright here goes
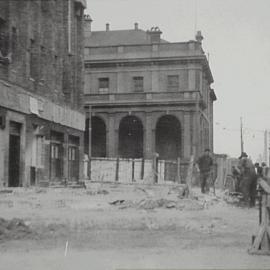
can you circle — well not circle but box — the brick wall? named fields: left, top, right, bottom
left=2, top=0, right=85, bottom=110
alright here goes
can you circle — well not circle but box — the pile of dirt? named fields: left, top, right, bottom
left=86, top=189, right=109, bottom=195
left=85, top=183, right=109, bottom=195
left=222, top=191, right=244, bottom=205
left=0, top=218, right=32, bottom=241
left=110, top=197, right=207, bottom=211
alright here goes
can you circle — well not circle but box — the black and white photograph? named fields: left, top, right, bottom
left=0, top=0, right=270, bottom=269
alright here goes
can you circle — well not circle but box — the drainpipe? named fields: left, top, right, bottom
left=88, top=106, right=92, bottom=179
left=68, top=0, right=72, bottom=54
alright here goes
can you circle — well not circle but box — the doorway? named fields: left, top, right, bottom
left=8, top=121, right=21, bottom=187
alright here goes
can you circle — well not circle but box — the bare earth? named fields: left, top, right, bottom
left=0, top=183, right=270, bottom=270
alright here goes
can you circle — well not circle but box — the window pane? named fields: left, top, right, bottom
left=98, top=78, right=109, bottom=93
left=167, top=75, right=179, bottom=91
left=99, top=78, right=109, bottom=88
left=133, top=76, right=143, bottom=92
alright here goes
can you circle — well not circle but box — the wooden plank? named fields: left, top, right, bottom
left=267, top=226, right=270, bottom=238
left=251, top=226, right=265, bottom=250
left=259, top=179, right=270, bottom=194
left=177, top=157, right=181, bottom=184
left=185, top=155, right=194, bottom=198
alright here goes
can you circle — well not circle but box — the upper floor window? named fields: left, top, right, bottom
left=11, top=27, right=17, bottom=54
left=167, top=75, right=179, bottom=91
left=0, top=18, right=8, bottom=57
left=133, top=76, right=144, bottom=92
left=29, top=39, right=37, bottom=80
left=98, top=77, right=109, bottom=94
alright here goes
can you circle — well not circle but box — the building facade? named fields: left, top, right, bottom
left=84, top=20, right=216, bottom=162
left=0, top=0, right=86, bottom=187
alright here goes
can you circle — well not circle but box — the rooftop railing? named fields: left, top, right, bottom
left=84, top=42, right=203, bottom=61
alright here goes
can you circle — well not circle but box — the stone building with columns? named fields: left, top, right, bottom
left=84, top=20, right=216, bottom=162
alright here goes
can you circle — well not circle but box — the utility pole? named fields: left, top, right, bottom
left=240, top=117, right=244, bottom=153
left=264, top=130, right=268, bottom=165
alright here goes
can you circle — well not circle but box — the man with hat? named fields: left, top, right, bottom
left=238, top=152, right=257, bottom=206
left=196, top=148, right=214, bottom=193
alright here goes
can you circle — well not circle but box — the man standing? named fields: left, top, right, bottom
left=196, top=148, right=214, bottom=193
left=238, top=152, right=257, bottom=207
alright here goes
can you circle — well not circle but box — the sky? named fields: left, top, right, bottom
left=85, top=0, right=270, bottom=161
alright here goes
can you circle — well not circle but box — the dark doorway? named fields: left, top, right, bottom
left=119, top=116, right=143, bottom=158
left=84, top=118, right=90, bottom=155
left=8, top=122, right=21, bottom=187
left=92, top=116, right=106, bottom=157
left=155, top=115, right=181, bottom=160
left=68, top=135, right=80, bottom=181
left=50, top=131, right=64, bottom=181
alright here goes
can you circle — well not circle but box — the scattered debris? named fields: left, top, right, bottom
left=85, top=183, right=109, bottom=196
left=223, top=191, right=243, bottom=205
left=86, top=189, right=109, bottom=195
left=35, top=188, right=47, bottom=194
left=109, top=199, right=125, bottom=205
left=168, top=185, right=188, bottom=198
left=0, top=218, right=32, bottom=241
left=0, top=190, right=13, bottom=194
left=109, top=196, right=213, bottom=211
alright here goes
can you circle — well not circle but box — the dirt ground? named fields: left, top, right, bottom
left=0, top=183, right=270, bottom=270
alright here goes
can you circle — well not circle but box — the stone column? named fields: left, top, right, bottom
left=117, top=70, right=124, bottom=93
left=107, top=114, right=117, bottom=157
left=144, top=113, right=153, bottom=159
left=63, top=132, right=69, bottom=182
left=151, top=70, right=159, bottom=92
left=188, top=67, right=196, bottom=91
left=183, top=113, right=191, bottom=158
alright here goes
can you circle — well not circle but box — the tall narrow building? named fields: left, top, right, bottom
left=0, top=0, right=86, bottom=187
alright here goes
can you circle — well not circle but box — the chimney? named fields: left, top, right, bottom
left=134, top=22, right=139, bottom=30
left=195, top=30, right=204, bottom=44
left=147, top=26, right=162, bottom=43
left=84, top=14, right=93, bottom=37
left=106, top=23, right=110, bottom=31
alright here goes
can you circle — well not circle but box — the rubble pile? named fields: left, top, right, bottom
left=110, top=196, right=215, bottom=211
left=223, top=191, right=243, bottom=205
left=0, top=218, right=32, bottom=241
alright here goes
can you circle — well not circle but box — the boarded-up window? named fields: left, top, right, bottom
left=68, top=147, right=76, bottom=161
left=98, top=78, right=109, bottom=93
left=133, top=76, right=144, bottom=92
left=167, top=75, right=179, bottom=91
left=11, top=27, right=17, bottom=55
left=0, top=18, right=8, bottom=57
left=36, top=136, right=45, bottom=168
left=30, top=39, right=38, bottom=80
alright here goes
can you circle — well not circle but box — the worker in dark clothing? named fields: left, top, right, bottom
left=232, top=165, right=241, bottom=192
left=196, top=148, right=213, bottom=193
left=238, top=152, right=257, bottom=207
left=255, top=163, right=263, bottom=178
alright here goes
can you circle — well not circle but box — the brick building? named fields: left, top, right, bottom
left=0, top=0, right=86, bottom=187
left=84, top=20, right=216, bottom=162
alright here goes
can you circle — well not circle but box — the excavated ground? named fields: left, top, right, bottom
left=0, top=183, right=269, bottom=270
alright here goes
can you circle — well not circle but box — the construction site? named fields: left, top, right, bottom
left=0, top=174, right=269, bottom=270
left=1, top=0, right=270, bottom=269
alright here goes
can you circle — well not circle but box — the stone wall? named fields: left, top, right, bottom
left=1, top=0, right=85, bottom=110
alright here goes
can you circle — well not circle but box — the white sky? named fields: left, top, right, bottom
left=85, top=0, right=270, bottom=161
